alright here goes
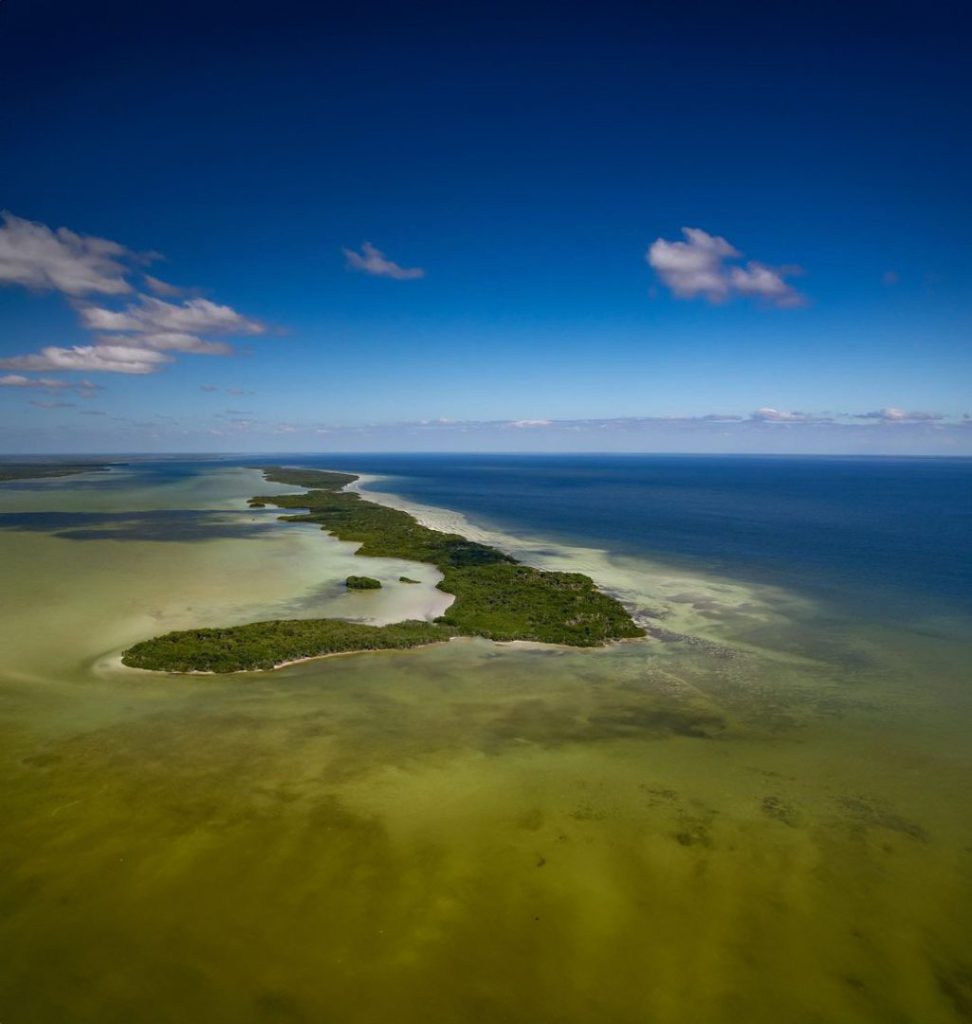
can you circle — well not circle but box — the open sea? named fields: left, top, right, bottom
left=1, top=454, right=970, bottom=1023
left=305, top=452, right=972, bottom=610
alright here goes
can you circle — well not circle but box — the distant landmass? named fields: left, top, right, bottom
left=0, top=462, right=110, bottom=483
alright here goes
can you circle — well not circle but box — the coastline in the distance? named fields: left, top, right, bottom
left=0, top=462, right=111, bottom=483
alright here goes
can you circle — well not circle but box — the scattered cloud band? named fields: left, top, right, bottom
left=0, top=213, right=267, bottom=376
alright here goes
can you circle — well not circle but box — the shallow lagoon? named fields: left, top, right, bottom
left=1, top=463, right=970, bottom=1023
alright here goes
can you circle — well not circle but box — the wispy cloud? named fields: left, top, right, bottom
left=343, top=242, right=425, bottom=280
left=79, top=295, right=263, bottom=337
left=0, top=211, right=136, bottom=296
left=750, top=407, right=826, bottom=423
left=143, top=274, right=184, bottom=297
left=96, top=333, right=233, bottom=355
left=365, top=408, right=958, bottom=433
left=51, top=406, right=962, bottom=455
left=167, top=408, right=969, bottom=459
left=200, top=384, right=256, bottom=395
left=647, top=227, right=805, bottom=308
left=1, top=344, right=170, bottom=375
left=855, top=407, right=943, bottom=423
left=0, top=213, right=267, bottom=378
left=2, top=373, right=67, bottom=390
left=1, top=373, right=100, bottom=396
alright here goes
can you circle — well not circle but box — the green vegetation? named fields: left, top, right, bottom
left=253, top=466, right=358, bottom=491
left=399, top=576, right=421, bottom=584
left=346, top=575, right=382, bottom=589
left=0, top=462, right=109, bottom=483
left=255, top=467, right=515, bottom=571
left=435, top=563, right=640, bottom=644
left=122, top=465, right=645, bottom=672
left=122, top=619, right=455, bottom=673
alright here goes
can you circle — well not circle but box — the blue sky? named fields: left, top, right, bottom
left=1, top=0, right=970, bottom=454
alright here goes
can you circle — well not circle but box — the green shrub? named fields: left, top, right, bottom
left=346, top=575, right=382, bottom=589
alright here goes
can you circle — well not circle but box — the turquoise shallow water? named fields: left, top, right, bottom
left=0, top=460, right=970, bottom=1023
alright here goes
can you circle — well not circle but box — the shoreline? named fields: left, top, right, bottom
left=344, top=470, right=826, bottom=663
left=115, top=635, right=617, bottom=677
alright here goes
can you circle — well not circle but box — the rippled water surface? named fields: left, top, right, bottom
left=1, top=459, right=970, bottom=1023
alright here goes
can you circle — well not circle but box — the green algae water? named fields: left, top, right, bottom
left=1, top=460, right=970, bottom=1023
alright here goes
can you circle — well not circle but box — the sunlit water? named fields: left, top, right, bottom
left=1, top=461, right=970, bottom=1023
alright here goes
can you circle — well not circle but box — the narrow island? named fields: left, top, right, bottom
left=122, top=466, right=645, bottom=672
left=0, top=461, right=111, bottom=483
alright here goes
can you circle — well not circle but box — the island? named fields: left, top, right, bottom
left=122, top=466, right=645, bottom=672
left=0, top=461, right=111, bottom=483
left=346, top=575, right=382, bottom=589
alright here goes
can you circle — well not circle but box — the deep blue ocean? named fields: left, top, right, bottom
left=235, top=454, right=972, bottom=617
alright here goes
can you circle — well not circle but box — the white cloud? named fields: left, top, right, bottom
left=0, top=373, right=100, bottom=395
left=0, top=213, right=268, bottom=376
left=79, top=295, right=264, bottom=336
left=0, top=345, right=170, bottom=375
left=343, top=242, right=425, bottom=280
left=99, top=333, right=233, bottom=355
left=647, top=227, right=805, bottom=308
left=143, top=274, right=184, bottom=297
left=729, top=263, right=804, bottom=307
left=647, top=228, right=738, bottom=302
left=0, top=211, right=133, bottom=296
left=857, top=407, right=943, bottom=422
left=77, top=306, right=142, bottom=331
left=508, top=419, right=553, bottom=428
left=2, top=373, right=65, bottom=389
left=750, top=407, right=820, bottom=422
